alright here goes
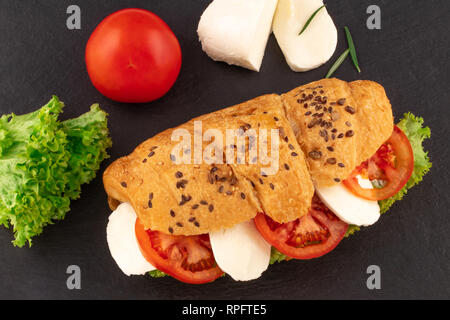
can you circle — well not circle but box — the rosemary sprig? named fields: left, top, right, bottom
left=344, top=26, right=361, bottom=73
left=298, top=5, right=325, bottom=36
left=325, top=49, right=350, bottom=78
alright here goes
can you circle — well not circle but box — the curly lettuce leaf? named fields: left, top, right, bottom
left=148, top=270, right=167, bottom=278
left=62, top=104, right=112, bottom=199
left=269, top=247, right=287, bottom=265
left=0, top=97, right=111, bottom=247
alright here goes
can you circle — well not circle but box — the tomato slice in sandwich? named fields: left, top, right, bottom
left=135, top=219, right=224, bottom=284
left=343, top=125, right=414, bottom=201
left=254, top=195, right=348, bottom=260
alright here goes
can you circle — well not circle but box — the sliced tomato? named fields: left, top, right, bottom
left=254, top=195, right=348, bottom=260
left=343, top=125, right=414, bottom=201
left=135, top=219, right=223, bottom=284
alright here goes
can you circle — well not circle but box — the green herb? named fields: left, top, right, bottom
left=344, top=26, right=361, bottom=73
left=298, top=5, right=325, bottom=36
left=269, top=247, right=287, bottom=265
left=325, top=49, right=350, bottom=78
left=0, top=96, right=111, bottom=247
left=148, top=270, right=167, bottom=278
left=345, top=113, right=431, bottom=237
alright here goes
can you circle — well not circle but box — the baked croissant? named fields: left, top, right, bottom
left=103, top=78, right=393, bottom=236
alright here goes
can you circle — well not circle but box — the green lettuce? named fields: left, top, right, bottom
left=0, top=96, right=111, bottom=247
left=148, top=270, right=168, bottom=278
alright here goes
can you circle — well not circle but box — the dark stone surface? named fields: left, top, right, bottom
left=0, top=0, right=448, bottom=299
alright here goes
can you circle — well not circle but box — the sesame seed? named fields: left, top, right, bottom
left=176, top=180, right=188, bottom=189
left=148, top=200, right=152, bottom=208
left=259, top=178, right=264, bottom=185
left=179, top=195, right=192, bottom=206
left=270, top=183, right=275, bottom=190
left=289, top=144, right=295, bottom=150
left=148, top=151, right=155, bottom=157
left=334, top=178, right=341, bottom=183
left=284, top=163, right=290, bottom=170
left=291, top=152, right=298, bottom=157
left=240, top=193, right=246, bottom=200
left=175, top=171, right=183, bottom=178
left=218, top=186, right=224, bottom=193
left=338, top=133, right=344, bottom=139
left=345, top=106, right=356, bottom=114
left=142, top=159, right=147, bottom=163
left=327, top=158, right=337, bottom=165
left=120, top=182, right=127, bottom=188
left=192, top=204, right=199, bottom=210
left=170, top=210, right=175, bottom=217
left=346, top=130, right=354, bottom=137
left=338, top=163, right=345, bottom=168
left=168, top=227, right=174, bottom=234
left=337, top=98, right=346, bottom=105
left=194, top=221, right=200, bottom=227
left=170, top=154, right=176, bottom=162
left=209, top=204, right=214, bottom=212
left=149, top=193, right=154, bottom=200
left=309, top=151, right=322, bottom=160
left=274, top=117, right=279, bottom=121
left=200, top=200, right=208, bottom=205
left=327, top=146, right=334, bottom=152
left=176, top=222, right=183, bottom=227
left=346, top=121, right=352, bottom=127
left=189, top=217, right=195, bottom=222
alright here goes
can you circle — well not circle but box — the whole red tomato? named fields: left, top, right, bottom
left=86, top=8, right=182, bottom=103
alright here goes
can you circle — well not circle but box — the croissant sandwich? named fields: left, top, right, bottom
left=103, top=78, right=431, bottom=283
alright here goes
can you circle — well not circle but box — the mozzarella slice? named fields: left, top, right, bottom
left=273, top=0, right=338, bottom=72
left=197, top=0, right=278, bottom=71
left=315, top=177, right=380, bottom=227
left=107, top=202, right=156, bottom=276
left=210, top=220, right=271, bottom=281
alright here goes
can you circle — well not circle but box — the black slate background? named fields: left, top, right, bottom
left=0, top=0, right=448, bottom=300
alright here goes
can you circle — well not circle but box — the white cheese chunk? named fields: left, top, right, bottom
left=210, top=220, right=271, bottom=281
left=315, top=177, right=380, bottom=227
left=106, top=203, right=156, bottom=276
left=197, top=0, right=279, bottom=71
left=273, top=0, right=338, bottom=72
